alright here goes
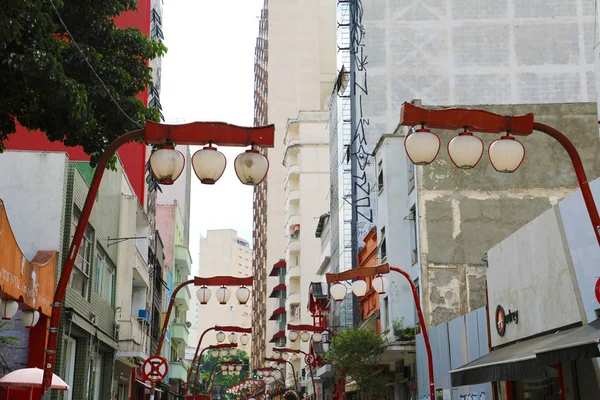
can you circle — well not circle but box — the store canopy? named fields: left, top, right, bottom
left=269, top=260, right=286, bottom=277
left=269, top=284, right=286, bottom=298
left=269, top=331, right=286, bottom=342
left=535, top=318, right=600, bottom=365
left=269, top=307, right=286, bottom=320
left=450, top=328, right=576, bottom=386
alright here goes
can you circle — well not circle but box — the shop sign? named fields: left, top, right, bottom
left=495, top=305, right=518, bottom=337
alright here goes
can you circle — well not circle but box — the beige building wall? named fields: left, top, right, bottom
left=260, top=0, right=336, bottom=370
left=196, top=229, right=252, bottom=354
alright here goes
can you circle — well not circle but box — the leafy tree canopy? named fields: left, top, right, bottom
left=196, top=349, right=250, bottom=399
left=0, top=0, right=166, bottom=162
left=323, top=328, right=388, bottom=399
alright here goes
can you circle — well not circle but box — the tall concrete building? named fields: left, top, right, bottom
left=196, top=230, right=252, bottom=351
left=251, top=0, right=337, bottom=370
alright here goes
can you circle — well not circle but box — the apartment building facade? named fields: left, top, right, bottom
left=251, top=0, right=337, bottom=372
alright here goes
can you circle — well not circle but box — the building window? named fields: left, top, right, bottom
left=410, top=207, right=417, bottom=265
left=70, top=209, right=93, bottom=299
left=94, top=246, right=115, bottom=305
left=379, top=227, right=387, bottom=262
left=383, top=297, right=389, bottom=332
left=377, top=160, right=384, bottom=194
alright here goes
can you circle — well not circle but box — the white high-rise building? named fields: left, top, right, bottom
left=196, top=229, right=252, bottom=354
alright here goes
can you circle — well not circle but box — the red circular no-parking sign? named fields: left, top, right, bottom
left=595, top=278, right=600, bottom=304
left=304, top=353, right=316, bottom=366
left=142, top=356, right=169, bottom=383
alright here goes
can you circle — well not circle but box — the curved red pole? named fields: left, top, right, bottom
left=185, top=327, right=216, bottom=394
left=207, top=362, right=222, bottom=393
left=533, top=122, right=600, bottom=246
left=286, top=360, right=298, bottom=391
left=390, top=266, right=435, bottom=400
left=41, top=129, right=145, bottom=393
left=193, top=346, right=215, bottom=392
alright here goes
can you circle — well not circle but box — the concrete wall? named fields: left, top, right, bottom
left=417, top=102, right=600, bottom=326
left=0, top=151, right=68, bottom=260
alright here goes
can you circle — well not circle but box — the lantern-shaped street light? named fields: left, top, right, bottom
left=192, top=145, right=227, bottom=184
left=221, top=365, right=228, bottom=372
left=230, top=348, right=238, bottom=356
left=240, top=333, right=250, bottom=346
left=372, top=275, right=388, bottom=294
left=351, top=279, right=367, bottom=298
left=272, top=351, right=280, bottom=359
left=488, top=135, right=526, bottom=173
left=447, top=130, right=484, bottom=169
left=234, top=148, right=269, bottom=185
left=22, top=310, right=41, bottom=328
left=216, top=331, right=226, bottom=343
left=312, top=332, right=323, bottom=343
left=0, top=300, right=18, bottom=320
left=216, top=286, right=232, bottom=305
left=281, top=352, right=289, bottom=361
left=404, top=128, right=440, bottom=166
left=290, top=353, right=298, bottom=361
left=220, top=349, right=229, bottom=357
left=149, top=143, right=185, bottom=185
left=288, top=330, right=299, bottom=342
left=211, top=349, right=219, bottom=358
left=329, top=281, right=347, bottom=302
left=300, top=331, right=311, bottom=343
left=236, top=286, right=251, bottom=305
left=197, top=285, right=211, bottom=305
left=228, top=333, right=238, bottom=344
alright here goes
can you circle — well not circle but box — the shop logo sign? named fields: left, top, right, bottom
left=495, top=305, right=518, bottom=337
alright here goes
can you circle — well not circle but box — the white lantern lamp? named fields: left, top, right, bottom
left=234, top=370, right=240, bottom=376
left=404, top=128, right=440, bottom=165
left=488, top=135, right=526, bottom=173
left=288, top=330, right=299, bottom=342
left=197, top=285, right=211, bottom=305
left=234, top=148, right=269, bottom=185
left=329, top=281, right=347, bottom=302
left=372, top=274, right=388, bottom=295
left=273, top=351, right=280, bottom=359
left=0, top=300, right=18, bottom=320
left=281, top=352, right=289, bottom=361
left=22, top=310, right=40, bottom=328
left=447, top=130, right=484, bottom=169
left=300, top=331, right=310, bottom=343
left=211, top=349, right=219, bottom=357
left=236, top=365, right=242, bottom=371
left=351, top=279, right=368, bottom=298
left=216, top=331, right=226, bottom=343
left=216, top=285, right=232, bottom=305
left=220, top=349, right=229, bottom=357
left=221, top=365, right=228, bottom=372
left=230, top=348, right=238, bottom=356
left=240, top=333, right=250, bottom=346
left=278, top=363, right=286, bottom=369
left=149, top=144, right=185, bottom=185
left=229, top=332, right=238, bottom=344
left=228, top=365, right=235, bottom=371
left=290, top=354, right=298, bottom=361
left=192, top=144, right=227, bottom=184
left=236, top=286, right=251, bottom=305
left=312, top=332, right=323, bottom=343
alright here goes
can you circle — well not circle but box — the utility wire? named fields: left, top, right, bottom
left=48, top=0, right=144, bottom=129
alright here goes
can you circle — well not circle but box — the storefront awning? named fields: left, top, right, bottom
left=269, top=307, right=286, bottom=320
left=269, top=330, right=286, bottom=342
left=269, top=260, right=286, bottom=276
left=269, top=284, right=286, bottom=298
left=535, top=318, right=600, bottom=365
left=450, top=327, right=577, bottom=386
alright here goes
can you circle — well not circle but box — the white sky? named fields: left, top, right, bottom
left=160, top=0, right=264, bottom=272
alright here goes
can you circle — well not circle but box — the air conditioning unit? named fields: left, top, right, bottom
left=290, top=232, right=299, bottom=239
left=137, top=309, right=150, bottom=323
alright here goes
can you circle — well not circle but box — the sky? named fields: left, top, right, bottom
left=160, top=0, right=264, bottom=272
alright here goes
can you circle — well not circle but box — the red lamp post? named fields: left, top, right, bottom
left=189, top=343, right=238, bottom=394
left=273, top=347, right=317, bottom=396
left=400, top=102, right=600, bottom=246
left=286, top=323, right=334, bottom=345
left=265, top=357, right=298, bottom=390
left=207, top=360, right=244, bottom=393
left=185, top=325, right=251, bottom=395
left=40, top=121, right=274, bottom=393
left=325, top=263, right=435, bottom=400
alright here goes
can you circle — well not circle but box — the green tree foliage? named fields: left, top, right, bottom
left=0, top=0, right=167, bottom=162
left=323, top=328, right=388, bottom=399
left=196, top=349, right=250, bottom=399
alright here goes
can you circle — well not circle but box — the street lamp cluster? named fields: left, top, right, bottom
left=215, top=330, right=250, bottom=346
left=149, top=143, right=269, bottom=186
left=404, top=126, right=526, bottom=172
left=196, top=284, right=250, bottom=305
left=0, top=300, right=40, bottom=328
left=328, top=274, right=388, bottom=301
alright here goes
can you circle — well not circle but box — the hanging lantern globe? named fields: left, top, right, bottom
left=240, top=333, right=250, bottom=346
left=236, top=286, right=251, bottom=305
left=312, top=332, right=323, bottom=343
left=351, top=279, right=368, bottom=297
left=221, top=365, right=228, bottom=372
left=488, top=135, right=526, bottom=173
left=230, top=348, right=238, bottom=356
left=149, top=144, right=185, bottom=185
left=290, top=353, right=298, bottom=361
left=278, top=363, right=286, bottom=369
left=281, top=352, right=289, bottom=361
left=300, top=331, right=311, bottom=342
left=220, top=349, right=229, bottom=357
left=0, top=300, right=18, bottom=320
left=197, top=285, right=211, bottom=305
left=372, top=275, right=388, bottom=295
left=216, top=286, right=232, bottom=305
left=404, top=128, right=440, bottom=165
left=229, top=332, right=238, bottom=344
left=234, top=148, right=269, bottom=185
left=447, top=131, right=484, bottom=169
left=329, top=281, right=347, bottom=302
left=192, top=145, right=227, bottom=184
left=22, top=310, right=40, bottom=328
left=216, top=331, right=226, bottom=343
left=288, top=330, right=299, bottom=342
left=236, top=365, right=242, bottom=372
left=211, top=349, right=219, bottom=357
left=234, top=370, right=240, bottom=376
left=228, top=365, right=235, bottom=371
left=272, top=351, right=280, bottom=359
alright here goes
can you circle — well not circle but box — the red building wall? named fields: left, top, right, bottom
left=4, top=0, right=152, bottom=205
left=358, top=229, right=382, bottom=335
